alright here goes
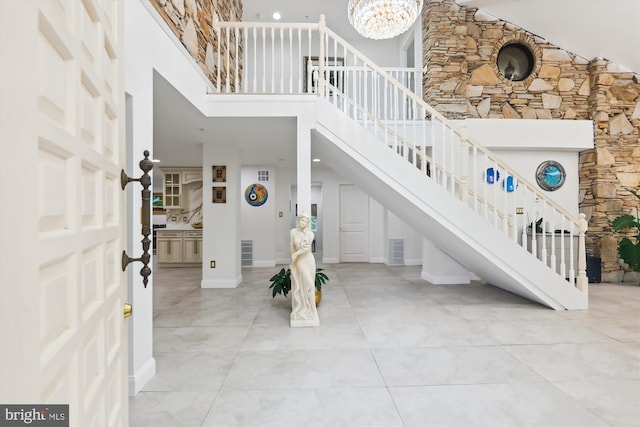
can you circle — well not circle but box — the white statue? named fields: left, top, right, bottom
left=289, top=212, right=320, bottom=327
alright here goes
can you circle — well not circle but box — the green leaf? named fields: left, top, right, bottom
left=314, top=268, right=330, bottom=292
left=619, top=238, right=640, bottom=272
left=612, top=215, right=640, bottom=231
left=268, top=267, right=291, bottom=298
left=627, top=187, right=640, bottom=201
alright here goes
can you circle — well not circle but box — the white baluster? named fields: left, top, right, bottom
left=318, top=16, right=325, bottom=98
left=216, top=26, right=221, bottom=92
left=225, top=27, right=230, bottom=92
left=252, top=28, right=256, bottom=93
left=550, top=209, right=557, bottom=273
left=234, top=27, right=239, bottom=93
left=531, top=194, right=537, bottom=259
left=261, top=27, right=266, bottom=92
left=540, top=199, right=547, bottom=267
left=459, top=126, right=468, bottom=204
left=472, top=145, right=478, bottom=213
left=243, top=27, right=248, bottom=93
left=560, top=215, right=566, bottom=279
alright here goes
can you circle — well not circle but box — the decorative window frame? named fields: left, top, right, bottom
left=490, top=33, right=541, bottom=86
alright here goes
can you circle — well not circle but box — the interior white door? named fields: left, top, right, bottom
left=339, top=184, right=369, bottom=262
left=0, top=1, right=128, bottom=425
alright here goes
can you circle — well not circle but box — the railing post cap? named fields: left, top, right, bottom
left=578, top=212, right=588, bottom=232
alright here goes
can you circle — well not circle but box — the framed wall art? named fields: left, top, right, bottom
left=212, top=186, right=227, bottom=203
left=212, top=165, right=226, bottom=182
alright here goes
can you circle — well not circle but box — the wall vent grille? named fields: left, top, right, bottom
left=388, top=239, right=404, bottom=265
left=241, top=240, right=253, bottom=266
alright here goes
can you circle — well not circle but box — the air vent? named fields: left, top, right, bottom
left=241, top=240, right=253, bottom=266
left=388, top=239, right=404, bottom=265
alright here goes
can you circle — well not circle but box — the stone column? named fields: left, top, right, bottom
left=582, top=58, right=640, bottom=282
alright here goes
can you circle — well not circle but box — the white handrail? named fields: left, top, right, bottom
left=211, top=17, right=588, bottom=292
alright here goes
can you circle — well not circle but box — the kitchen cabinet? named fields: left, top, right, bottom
left=156, top=231, right=183, bottom=263
left=161, top=168, right=203, bottom=209
left=163, top=172, right=181, bottom=208
left=183, top=231, right=203, bottom=263
left=156, top=230, right=202, bottom=265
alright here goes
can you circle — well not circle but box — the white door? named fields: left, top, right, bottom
left=339, top=184, right=369, bottom=262
left=0, top=1, right=128, bottom=426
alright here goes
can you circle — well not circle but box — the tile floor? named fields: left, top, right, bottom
left=129, top=261, right=640, bottom=427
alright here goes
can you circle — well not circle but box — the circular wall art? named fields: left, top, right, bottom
left=535, top=160, right=566, bottom=191
left=245, top=183, right=268, bottom=206
left=496, top=43, right=534, bottom=82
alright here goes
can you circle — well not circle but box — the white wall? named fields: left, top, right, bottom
left=201, top=145, right=242, bottom=287
left=308, top=166, right=424, bottom=265
left=241, top=166, right=276, bottom=267
left=274, top=167, right=295, bottom=263
left=124, top=0, right=213, bottom=395
left=388, top=210, right=423, bottom=265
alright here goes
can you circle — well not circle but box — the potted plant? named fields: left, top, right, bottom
left=528, top=217, right=544, bottom=234
left=611, top=188, right=640, bottom=273
left=268, top=267, right=329, bottom=304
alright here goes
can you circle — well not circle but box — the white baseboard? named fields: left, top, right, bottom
left=421, top=271, right=471, bottom=285
left=404, top=258, right=422, bottom=266
left=275, top=258, right=290, bottom=265
left=371, top=257, right=386, bottom=263
left=128, top=357, right=156, bottom=396
left=252, top=260, right=276, bottom=267
left=201, top=275, right=242, bottom=288
left=322, top=257, right=339, bottom=264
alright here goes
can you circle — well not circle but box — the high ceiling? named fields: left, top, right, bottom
left=153, top=0, right=639, bottom=184
left=242, top=0, right=640, bottom=72
left=455, top=0, right=639, bottom=73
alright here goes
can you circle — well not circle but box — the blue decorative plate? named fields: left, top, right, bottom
left=535, top=161, right=565, bottom=191
left=502, top=175, right=518, bottom=193
left=486, top=167, right=500, bottom=184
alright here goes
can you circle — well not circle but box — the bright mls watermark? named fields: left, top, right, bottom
left=0, top=405, right=68, bottom=426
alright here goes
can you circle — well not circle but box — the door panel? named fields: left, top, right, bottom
left=0, top=1, right=127, bottom=425
left=339, top=184, right=369, bottom=262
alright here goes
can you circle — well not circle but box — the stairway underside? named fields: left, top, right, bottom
left=312, top=102, right=588, bottom=310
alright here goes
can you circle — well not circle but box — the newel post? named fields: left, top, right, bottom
left=576, top=213, right=589, bottom=294
left=318, top=15, right=326, bottom=98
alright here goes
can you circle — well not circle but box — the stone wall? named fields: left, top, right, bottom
left=580, top=59, right=640, bottom=282
left=149, top=0, right=243, bottom=89
left=423, top=0, right=640, bottom=281
left=422, top=0, right=590, bottom=121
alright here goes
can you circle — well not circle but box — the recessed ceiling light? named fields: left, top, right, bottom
left=272, top=11, right=281, bottom=20
left=312, top=158, right=321, bottom=162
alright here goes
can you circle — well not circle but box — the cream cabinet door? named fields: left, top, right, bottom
left=157, top=232, right=184, bottom=263
left=183, top=232, right=203, bottom=263
left=0, top=1, right=129, bottom=425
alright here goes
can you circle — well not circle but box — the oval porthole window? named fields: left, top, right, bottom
left=497, top=43, right=534, bottom=81
left=535, top=160, right=566, bottom=191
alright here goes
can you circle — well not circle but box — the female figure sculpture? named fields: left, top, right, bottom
left=289, top=212, right=320, bottom=327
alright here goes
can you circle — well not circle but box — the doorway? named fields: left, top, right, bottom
left=339, top=184, right=369, bottom=262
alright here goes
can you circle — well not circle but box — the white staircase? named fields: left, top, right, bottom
left=212, top=16, right=589, bottom=310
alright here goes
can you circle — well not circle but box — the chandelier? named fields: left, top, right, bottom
left=348, top=0, right=423, bottom=40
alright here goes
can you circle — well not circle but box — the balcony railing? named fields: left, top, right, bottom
left=212, top=16, right=588, bottom=293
